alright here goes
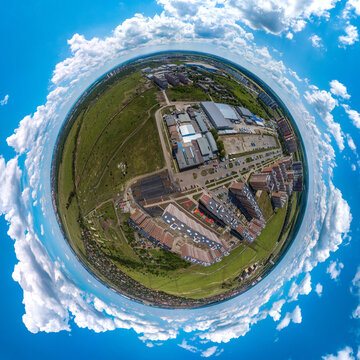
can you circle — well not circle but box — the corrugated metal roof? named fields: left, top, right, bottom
left=215, top=103, right=238, bottom=120
left=236, top=106, right=253, bottom=118
left=205, top=131, right=218, bottom=153
left=196, top=137, right=211, bottom=156
left=179, top=124, right=195, bottom=137
left=195, top=113, right=208, bottom=133
left=200, top=102, right=234, bottom=130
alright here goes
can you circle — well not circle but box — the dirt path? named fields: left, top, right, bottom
left=93, top=103, right=159, bottom=190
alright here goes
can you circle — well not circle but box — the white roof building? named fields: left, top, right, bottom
left=179, top=124, right=202, bottom=143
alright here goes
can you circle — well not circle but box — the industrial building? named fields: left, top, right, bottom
left=167, top=124, right=180, bottom=141
left=199, top=194, right=240, bottom=228
left=215, top=103, right=239, bottom=122
left=252, top=115, right=265, bottom=127
left=194, top=113, right=208, bottom=133
left=258, top=91, right=277, bottom=109
left=205, top=131, right=219, bottom=153
left=229, top=182, right=265, bottom=221
left=175, top=145, right=202, bottom=171
left=236, top=106, right=253, bottom=119
left=184, top=62, right=218, bottom=73
left=200, top=101, right=234, bottom=130
left=179, top=124, right=202, bottom=143
left=196, top=137, right=213, bottom=161
left=164, top=114, right=176, bottom=127
left=271, top=192, right=287, bottom=208
left=178, top=113, right=191, bottom=124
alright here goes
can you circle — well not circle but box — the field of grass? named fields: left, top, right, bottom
left=256, top=191, right=274, bottom=220
left=166, top=84, right=210, bottom=101
left=57, top=71, right=164, bottom=252
left=76, top=90, right=162, bottom=212
left=252, top=201, right=287, bottom=260
left=57, top=111, right=85, bottom=256
left=213, top=76, right=270, bottom=120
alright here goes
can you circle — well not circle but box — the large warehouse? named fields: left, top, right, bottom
left=215, top=103, right=239, bottom=122
left=200, top=101, right=234, bottom=130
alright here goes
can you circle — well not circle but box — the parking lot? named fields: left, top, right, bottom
left=175, top=147, right=283, bottom=190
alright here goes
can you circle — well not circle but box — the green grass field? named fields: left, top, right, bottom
left=214, top=76, right=269, bottom=120
left=256, top=191, right=274, bottom=220
left=56, top=71, right=164, bottom=255
left=166, top=84, right=210, bottom=101
left=57, top=111, right=85, bottom=256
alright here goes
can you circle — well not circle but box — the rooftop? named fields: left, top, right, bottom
left=215, top=103, right=239, bottom=121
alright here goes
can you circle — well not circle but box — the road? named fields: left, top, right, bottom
left=154, top=105, right=175, bottom=180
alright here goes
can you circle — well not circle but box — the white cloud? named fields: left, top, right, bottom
left=343, top=104, right=360, bottom=129
left=343, top=0, right=360, bottom=18
left=304, top=89, right=344, bottom=151
left=201, top=346, right=218, bottom=357
left=276, top=305, right=302, bottom=331
left=306, top=182, right=351, bottom=265
left=292, top=19, right=306, bottom=32
left=347, top=134, right=357, bottom=151
left=288, top=69, right=302, bottom=82
left=178, top=339, right=198, bottom=353
left=327, top=261, right=344, bottom=280
left=350, top=266, right=360, bottom=318
left=0, top=94, right=9, bottom=106
left=310, top=34, right=323, bottom=48
left=315, top=283, right=323, bottom=297
left=178, top=340, right=220, bottom=357
left=339, top=24, right=359, bottom=47
left=158, top=0, right=340, bottom=35
left=322, top=346, right=355, bottom=360
left=330, top=80, right=351, bottom=99
left=286, top=32, right=293, bottom=39
left=269, top=299, right=286, bottom=321
left=351, top=163, right=356, bottom=171
left=288, top=272, right=312, bottom=301
left=256, top=46, right=271, bottom=58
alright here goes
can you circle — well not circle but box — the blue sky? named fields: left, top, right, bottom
left=0, top=1, right=360, bottom=359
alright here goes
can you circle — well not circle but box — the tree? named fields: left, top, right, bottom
left=210, top=128, right=218, bottom=140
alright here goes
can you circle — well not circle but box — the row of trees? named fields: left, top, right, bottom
left=210, top=128, right=226, bottom=158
